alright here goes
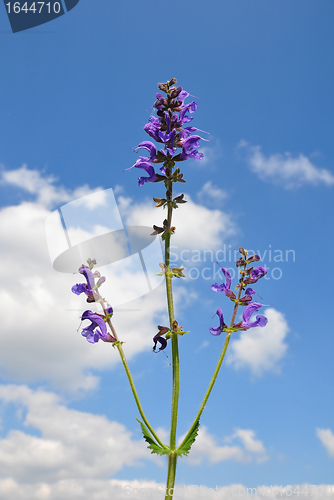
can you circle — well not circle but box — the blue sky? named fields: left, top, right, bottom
left=0, top=1, right=334, bottom=498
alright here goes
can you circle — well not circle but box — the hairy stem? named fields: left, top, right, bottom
left=164, top=179, right=180, bottom=499
left=102, top=304, right=168, bottom=450
left=165, top=452, right=178, bottom=500
left=177, top=263, right=245, bottom=452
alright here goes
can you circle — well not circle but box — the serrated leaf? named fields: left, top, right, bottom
left=176, top=419, right=200, bottom=457
left=136, top=417, right=170, bottom=456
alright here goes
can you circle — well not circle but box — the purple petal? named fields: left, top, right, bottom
left=211, top=283, right=224, bottom=293
left=78, top=266, right=95, bottom=293
left=134, top=160, right=158, bottom=186
left=153, top=335, right=167, bottom=352
left=220, top=267, right=232, bottom=290
left=250, top=266, right=267, bottom=283
left=209, top=326, right=222, bottom=336
left=242, top=302, right=263, bottom=324
left=242, top=302, right=268, bottom=329
left=135, top=141, right=157, bottom=162
left=71, top=283, right=87, bottom=295
left=216, top=307, right=225, bottom=328
left=210, top=308, right=226, bottom=336
left=178, top=90, right=190, bottom=103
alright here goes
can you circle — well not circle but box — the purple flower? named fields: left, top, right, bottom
left=153, top=326, right=169, bottom=352
left=71, top=265, right=95, bottom=302
left=241, top=302, right=268, bottom=330
left=135, top=141, right=158, bottom=162
left=133, top=159, right=158, bottom=186
left=134, top=141, right=167, bottom=164
left=178, top=90, right=190, bottom=104
left=210, top=308, right=228, bottom=336
left=244, top=266, right=267, bottom=284
left=81, top=309, right=116, bottom=343
left=177, top=101, right=198, bottom=126
left=128, top=80, right=206, bottom=186
left=144, top=117, right=162, bottom=143
left=211, top=266, right=236, bottom=300
left=153, top=335, right=167, bottom=352
left=174, top=135, right=204, bottom=161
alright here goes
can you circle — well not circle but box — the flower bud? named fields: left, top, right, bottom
left=168, top=78, right=177, bottom=86
left=246, top=254, right=260, bottom=263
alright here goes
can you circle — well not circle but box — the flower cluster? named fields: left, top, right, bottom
left=127, top=78, right=207, bottom=186
left=210, top=247, right=269, bottom=336
left=72, top=259, right=116, bottom=344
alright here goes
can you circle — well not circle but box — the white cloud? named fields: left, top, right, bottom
left=0, top=170, right=170, bottom=391
left=227, top=309, right=289, bottom=376
left=178, top=426, right=268, bottom=465
left=316, top=428, right=334, bottom=458
left=197, top=181, right=229, bottom=206
left=118, top=193, right=237, bottom=251
left=0, top=385, right=158, bottom=484
left=0, top=480, right=328, bottom=500
left=231, top=429, right=266, bottom=454
left=0, top=165, right=103, bottom=209
left=239, top=142, right=334, bottom=188
left=0, top=167, right=217, bottom=392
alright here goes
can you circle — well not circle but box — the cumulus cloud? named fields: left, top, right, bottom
left=0, top=167, right=173, bottom=391
left=179, top=426, right=268, bottom=465
left=316, top=428, right=334, bottom=458
left=1, top=166, right=231, bottom=391
left=0, top=480, right=328, bottom=500
left=227, top=309, right=289, bottom=376
left=0, top=197, right=170, bottom=391
left=197, top=181, right=229, bottom=206
left=0, top=165, right=103, bottom=209
left=0, top=385, right=158, bottom=484
left=118, top=192, right=237, bottom=251
left=239, top=141, right=334, bottom=189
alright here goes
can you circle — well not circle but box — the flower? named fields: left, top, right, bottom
left=153, top=326, right=170, bottom=352
left=211, top=266, right=236, bottom=300
left=244, top=266, right=267, bottom=285
left=132, top=159, right=158, bottom=186
left=71, top=265, right=96, bottom=302
left=134, top=141, right=167, bottom=163
left=174, top=135, right=204, bottom=161
left=127, top=79, right=206, bottom=187
left=240, top=302, right=268, bottom=330
left=209, top=308, right=228, bottom=336
left=81, top=308, right=116, bottom=343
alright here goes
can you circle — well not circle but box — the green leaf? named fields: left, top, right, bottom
left=176, top=419, right=200, bottom=457
left=136, top=417, right=170, bottom=456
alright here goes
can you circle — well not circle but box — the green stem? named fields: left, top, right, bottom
left=177, top=264, right=245, bottom=452
left=102, top=304, right=168, bottom=451
left=164, top=184, right=179, bottom=450
left=165, top=452, right=178, bottom=500
left=116, top=343, right=168, bottom=450
left=164, top=181, right=180, bottom=500
left=177, top=332, right=231, bottom=451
